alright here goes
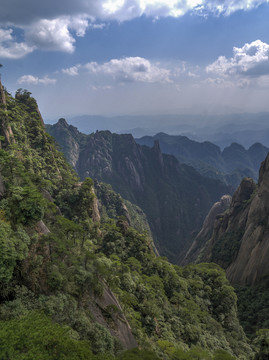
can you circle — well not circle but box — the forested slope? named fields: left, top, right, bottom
left=0, top=84, right=264, bottom=359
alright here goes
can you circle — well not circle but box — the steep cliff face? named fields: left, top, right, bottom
left=182, top=194, right=232, bottom=265
left=226, top=155, right=269, bottom=285
left=46, top=118, right=87, bottom=169
left=48, top=121, right=231, bottom=261
left=194, top=153, right=269, bottom=286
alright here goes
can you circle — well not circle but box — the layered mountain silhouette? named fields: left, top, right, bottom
left=136, top=133, right=269, bottom=188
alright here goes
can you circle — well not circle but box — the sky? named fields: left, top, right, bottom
left=0, top=0, right=269, bottom=121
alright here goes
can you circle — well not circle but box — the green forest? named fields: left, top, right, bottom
left=0, top=86, right=268, bottom=359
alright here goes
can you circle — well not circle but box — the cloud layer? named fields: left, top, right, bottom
left=1, top=0, right=269, bottom=57
left=1, top=0, right=268, bottom=25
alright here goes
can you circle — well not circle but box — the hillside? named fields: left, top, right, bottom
left=47, top=119, right=231, bottom=262
left=0, top=83, right=260, bottom=358
left=136, top=133, right=269, bottom=188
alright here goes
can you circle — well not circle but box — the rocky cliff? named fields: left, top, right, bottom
left=181, top=194, right=232, bottom=265
left=46, top=118, right=87, bottom=169
left=48, top=121, right=231, bottom=262
left=192, top=152, right=269, bottom=286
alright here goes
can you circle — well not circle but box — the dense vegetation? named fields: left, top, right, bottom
left=0, top=86, right=267, bottom=359
left=236, top=280, right=269, bottom=338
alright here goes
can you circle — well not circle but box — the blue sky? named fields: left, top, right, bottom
left=1, top=0, right=269, bottom=120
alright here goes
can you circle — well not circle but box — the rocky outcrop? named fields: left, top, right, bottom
left=194, top=154, right=269, bottom=286
left=46, top=119, right=84, bottom=169
left=88, top=284, right=137, bottom=350
left=35, top=220, right=50, bottom=235
left=225, top=156, right=269, bottom=285
left=92, top=194, right=101, bottom=223
left=182, top=194, right=232, bottom=265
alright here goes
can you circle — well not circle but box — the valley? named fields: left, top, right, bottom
left=0, top=82, right=268, bottom=359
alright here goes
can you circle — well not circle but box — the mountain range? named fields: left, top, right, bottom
left=0, top=81, right=261, bottom=359
left=136, top=133, right=269, bottom=187
left=47, top=119, right=231, bottom=262
left=50, top=112, right=269, bottom=148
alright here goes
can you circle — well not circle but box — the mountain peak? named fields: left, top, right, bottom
left=57, top=118, right=69, bottom=128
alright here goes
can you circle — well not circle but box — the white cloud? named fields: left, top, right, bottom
left=0, top=28, right=34, bottom=59
left=100, top=0, right=269, bottom=20
left=62, top=65, right=81, bottom=76
left=195, top=0, right=269, bottom=16
left=90, top=84, right=112, bottom=90
left=0, top=1, right=268, bottom=58
left=68, top=16, right=89, bottom=37
left=0, top=0, right=268, bottom=26
left=207, top=40, right=269, bottom=77
left=0, top=29, right=13, bottom=42
left=18, top=74, right=57, bottom=85
left=0, top=42, right=34, bottom=59
left=25, top=18, right=77, bottom=53
left=85, top=57, right=172, bottom=83
left=89, top=23, right=106, bottom=29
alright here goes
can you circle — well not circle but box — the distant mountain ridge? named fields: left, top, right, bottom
left=47, top=119, right=231, bottom=261
left=47, top=112, right=269, bottom=148
left=136, top=132, right=269, bottom=187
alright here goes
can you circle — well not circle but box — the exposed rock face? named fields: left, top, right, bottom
left=47, top=121, right=231, bottom=262
left=88, top=284, right=138, bottom=350
left=35, top=220, right=50, bottom=235
left=226, top=157, right=269, bottom=285
left=46, top=118, right=85, bottom=169
left=194, top=154, right=269, bottom=286
left=0, top=78, right=6, bottom=106
left=182, top=194, right=232, bottom=265
left=92, top=193, right=101, bottom=223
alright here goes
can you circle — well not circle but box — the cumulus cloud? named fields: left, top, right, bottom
left=0, top=0, right=268, bottom=26
left=1, top=1, right=269, bottom=57
left=0, top=28, right=34, bottom=59
left=68, top=16, right=89, bottom=37
left=85, top=57, right=172, bottom=83
left=25, top=18, right=78, bottom=53
left=0, top=29, right=13, bottom=42
left=207, top=40, right=269, bottom=77
left=18, top=74, right=57, bottom=85
left=62, top=65, right=81, bottom=76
